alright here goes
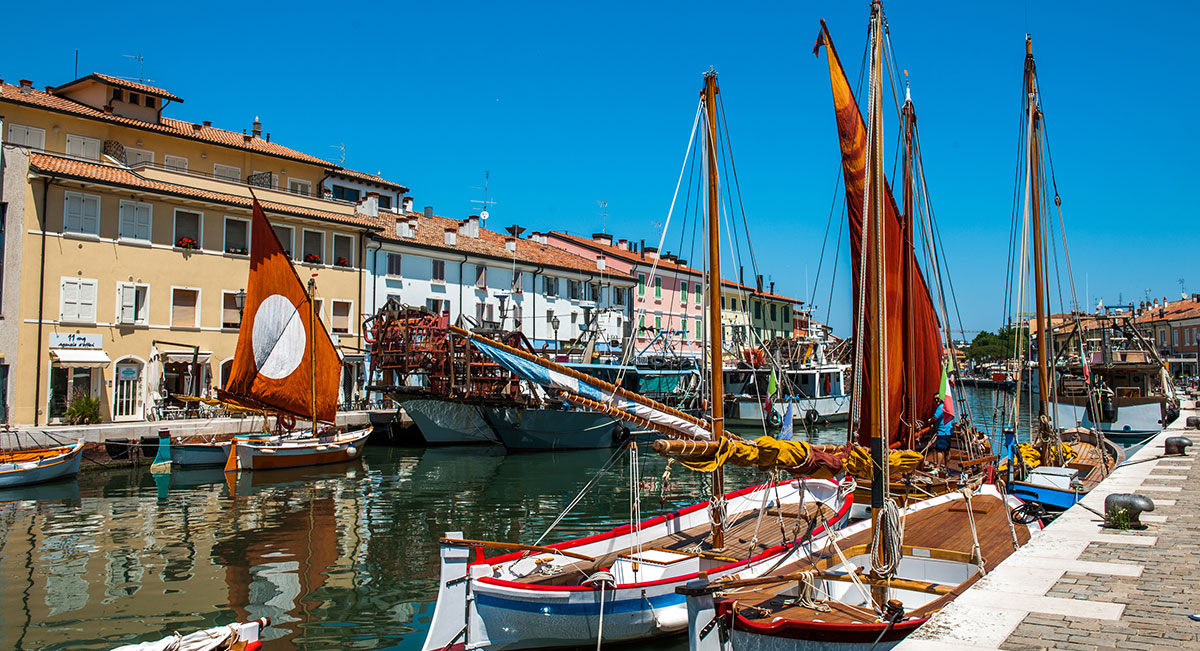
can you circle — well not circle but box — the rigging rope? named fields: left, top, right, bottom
left=870, top=498, right=903, bottom=576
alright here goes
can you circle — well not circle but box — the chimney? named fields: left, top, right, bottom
left=1193, top=293, right=1200, bottom=303
left=402, top=196, right=414, bottom=212
left=252, top=116, right=262, bottom=138
left=444, top=227, right=457, bottom=247
left=242, top=134, right=252, bottom=143
left=597, top=256, right=607, bottom=271
left=592, top=232, right=613, bottom=246
left=770, top=281, right=775, bottom=295
left=103, top=105, right=113, bottom=114
left=505, top=236, right=516, bottom=253
left=18, top=79, right=32, bottom=94
left=203, top=120, right=212, bottom=127
left=617, top=238, right=628, bottom=251
left=643, top=246, right=658, bottom=260
left=756, top=274, right=764, bottom=293
left=423, top=206, right=434, bottom=219
left=266, top=133, right=271, bottom=142
left=356, top=194, right=379, bottom=218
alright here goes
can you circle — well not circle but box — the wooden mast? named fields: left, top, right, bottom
left=702, top=69, right=727, bottom=550
left=308, top=276, right=318, bottom=434
left=901, top=83, right=917, bottom=450
left=1026, top=36, right=1051, bottom=430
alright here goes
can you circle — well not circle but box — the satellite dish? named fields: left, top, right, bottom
left=479, top=210, right=489, bottom=220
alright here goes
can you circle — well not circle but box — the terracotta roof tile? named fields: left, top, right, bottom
left=331, top=167, right=409, bottom=192
left=53, top=73, right=185, bottom=103
left=0, top=82, right=332, bottom=167
left=373, top=213, right=631, bottom=279
left=1135, top=299, right=1200, bottom=324
left=28, top=152, right=377, bottom=228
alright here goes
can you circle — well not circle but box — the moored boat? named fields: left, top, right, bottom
left=0, top=440, right=85, bottom=489
left=226, top=428, right=371, bottom=471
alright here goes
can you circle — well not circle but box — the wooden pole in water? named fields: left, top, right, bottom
left=702, top=69, right=727, bottom=550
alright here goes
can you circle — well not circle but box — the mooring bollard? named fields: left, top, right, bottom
left=1165, top=436, right=1193, bottom=456
left=150, top=428, right=173, bottom=474
left=1185, top=416, right=1200, bottom=430
left=1104, top=493, right=1154, bottom=530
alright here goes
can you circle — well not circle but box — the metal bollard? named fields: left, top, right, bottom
left=1165, top=436, right=1193, bottom=456
left=1104, top=493, right=1154, bottom=530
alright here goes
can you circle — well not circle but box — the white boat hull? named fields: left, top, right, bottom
left=726, top=396, right=851, bottom=429
left=0, top=441, right=85, bottom=489
left=485, top=407, right=621, bottom=450
left=1050, top=398, right=1166, bottom=435
left=403, top=399, right=500, bottom=445
left=423, top=478, right=853, bottom=651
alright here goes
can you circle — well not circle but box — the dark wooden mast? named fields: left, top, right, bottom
left=702, top=70, right=727, bottom=550
left=867, top=0, right=889, bottom=516
left=901, top=85, right=917, bottom=449
left=1026, top=36, right=1051, bottom=427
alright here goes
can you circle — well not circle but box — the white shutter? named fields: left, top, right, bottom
left=136, top=204, right=151, bottom=239
left=120, top=285, right=136, bottom=324
left=81, top=196, right=99, bottom=234
left=65, top=194, right=82, bottom=233
left=119, top=202, right=135, bottom=238
left=60, top=279, right=79, bottom=321
left=79, top=281, right=97, bottom=323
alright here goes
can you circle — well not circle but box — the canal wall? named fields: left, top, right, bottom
left=897, top=407, right=1200, bottom=650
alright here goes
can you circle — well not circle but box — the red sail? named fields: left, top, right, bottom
left=220, top=201, right=341, bottom=422
left=815, top=21, right=944, bottom=447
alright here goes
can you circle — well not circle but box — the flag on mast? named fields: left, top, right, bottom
left=939, top=359, right=955, bottom=422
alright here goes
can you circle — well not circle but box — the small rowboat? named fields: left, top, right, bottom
left=0, top=440, right=85, bottom=489
left=224, top=428, right=371, bottom=472
left=112, top=617, right=269, bottom=651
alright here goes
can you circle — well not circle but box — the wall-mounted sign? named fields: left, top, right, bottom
left=116, top=364, right=140, bottom=380
left=50, top=333, right=102, bottom=349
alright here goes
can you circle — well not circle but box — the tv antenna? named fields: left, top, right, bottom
left=596, top=200, right=609, bottom=232
left=470, top=171, right=496, bottom=220
left=1180, top=277, right=1187, bottom=297
left=122, top=54, right=151, bottom=82
left=330, top=143, right=346, bottom=165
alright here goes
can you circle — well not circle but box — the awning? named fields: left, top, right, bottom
left=50, top=349, right=112, bottom=368
left=161, top=351, right=213, bottom=364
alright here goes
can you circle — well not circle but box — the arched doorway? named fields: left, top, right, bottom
left=219, top=358, right=234, bottom=390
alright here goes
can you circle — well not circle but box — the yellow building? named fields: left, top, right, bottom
left=719, top=280, right=801, bottom=349
left=0, top=74, right=383, bottom=426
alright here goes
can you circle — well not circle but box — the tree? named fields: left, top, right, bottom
left=966, top=326, right=1028, bottom=363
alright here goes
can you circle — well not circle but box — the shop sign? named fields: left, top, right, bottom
left=117, top=365, right=140, bottom=380
left=50, top=333, right=101, bottom=349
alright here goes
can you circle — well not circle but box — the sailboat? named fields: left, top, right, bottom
left=421, top=70, right=854, bottom=651
left=1000, top=36, right=1121, bottom=512
left=216, top=200, right=372, bottom=472
left=676, top=7, right=1042, bottom=650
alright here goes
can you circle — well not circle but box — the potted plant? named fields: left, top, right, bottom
left=176, top=236, right=199, bottom=250
left=336, top=256, right=349, bottom=267
left=225, top=246, right=248, bottom=255
left=64, top=388, right=102, bottom=425
left=304, top=253, right=322, bottom=264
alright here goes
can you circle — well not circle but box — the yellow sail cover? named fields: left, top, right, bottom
left=680, top=437, right=922, bottom=480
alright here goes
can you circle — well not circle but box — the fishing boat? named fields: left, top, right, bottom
left=422, top=70, right=855, bottom=651
left=218, top=199, right=372, bottom=472
left=0, top=440, right=85, bottom=489
left=672, top=9, right=1044, bottom=649
left=723, top=363, right=851, bottom=428
left=998, top=36, right=1122, bottom=511
left=113, top=617, right=270, bottom=651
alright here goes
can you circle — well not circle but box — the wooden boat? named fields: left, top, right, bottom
left=997, top=36, right=1121, bottom=510
left=217, top=199, right=371, bottom=472
left=681, top=487, right=1042, bottom=651
left=0, top=440, right=85, bottom=489
left=423, top=70, right=855, bottom=651
left=113, top=617, right=269, bottom=651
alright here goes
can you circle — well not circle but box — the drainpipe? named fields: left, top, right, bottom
left=34, top=174, right=57, bottom=427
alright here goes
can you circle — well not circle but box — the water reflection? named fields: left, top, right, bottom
left=0, top=389, right=1012, bottom=650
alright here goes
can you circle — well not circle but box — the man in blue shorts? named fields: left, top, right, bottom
left=933, top=393, right=954, bottom=469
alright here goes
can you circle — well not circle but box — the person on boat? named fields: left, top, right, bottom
left=933, top=393, right=954, bottom=469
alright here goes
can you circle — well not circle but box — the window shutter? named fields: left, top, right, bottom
left=136, top=204, right=151, bottom=238
left=222, top=294, right=240, bottom=326
left=120, top=203, right=135, bottom=238
left=79, top=282, right=97, bottom=322
left=61, top=279, right=78, bottom=321
left=82, top=196, right=99, bottom=234
left=120, top=285, right=136, bottom=323
left=65, top=195, right=82, bottom=233
left=173, top=290, right=197, bottom=326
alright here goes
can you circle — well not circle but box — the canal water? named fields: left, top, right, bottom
left=0, top=387, right=1024, bottom=650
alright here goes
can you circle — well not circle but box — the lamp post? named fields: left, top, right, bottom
left=551, top=315, right=561, bottom=355
left=234, top=288, right=247, bottom=321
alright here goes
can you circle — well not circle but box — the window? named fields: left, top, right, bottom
left=426, top=298, right=447, bottom=314
left=476, top=302, right=494, bottom=323
left=145, top=96, right=157, bottom=109
left=332, top=233, right=354, bottom=267
left=124, top=148, right=154, bottom=166
left=696, top=319, right=702, bottom=338
left=614, top=287, right=626, bottom=306
left=569, top=280, right=582, bottom=300
left=638, top=314, right=646, bottom=331
left=544, top=276, right=558, bottom=296
left=654, top=277, right=662, bottom=299
left=273, top=224, right=294, bottom=258
left=331, top=185, right=360, bottom=202
left=431, top=259, right=446, bottom=283
left=770, top=303, right=778, bottom=322
left=637, top=273, right=645, bottom=296
left=174, top=209, right=202, bottom=249
left=164, top=155, right=188, bottom=172
left=695, top=283, right=702, bottom=305
left=214, top=164, right=241, bottom=182
left=221, top=291, right=243, bottom=329
left=511, top=269, right=524, bottom=293
left=116, top=283, right=149, bottom=325
left=331, top=301, right=352, bottom=334
left=313, top=298, right=324, bottom=322
left=753, top=301, right=762, bottom=319
left=129, top=92, right=140, bottom=105
left=63, top=192, right=100, bottom=235
left=475, top=264, right=487, bottom=289
left=119, top=200, right=152, bottom=241
left=112, top=89, right=124, bottom=102
left=288, top=178, right=312, bottom=195
left=224, top=217, right=250, bottom=255
left=60, top=278, right=97, bottom=323
left=386, top=252, right=402, bottom=277
left=655, top=313, right=662, bottom=331
left=1173, top=330, right=1179, bottom=347
left=65, top=134, right=101, bottom=160
left=171, top=288, right=200, bottom=327
left=680, top=282, right=688, bottom=304
left=7, top=123, right=45, bottom=150
left=377, top=195, right=392, bottom=209
left=302, top=230, right=325, bottom=264
left=682, top=318, right=689, bottom=339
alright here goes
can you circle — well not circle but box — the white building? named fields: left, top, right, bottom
left=322, top=168, right=409, bottom=213
left=364, top=210, right=635, bottom=353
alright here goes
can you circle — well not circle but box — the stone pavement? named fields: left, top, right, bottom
left=897, top=408, right=1200, bottom=650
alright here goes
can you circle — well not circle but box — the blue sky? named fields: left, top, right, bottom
left=9, top=1, right=1196, bottom=336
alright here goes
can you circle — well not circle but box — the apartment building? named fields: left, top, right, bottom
left=1136, top=294, right=1200, bottom=378
left=0, top=74, right=381, bottom=425
left=365, top=216, right=634, bottom=356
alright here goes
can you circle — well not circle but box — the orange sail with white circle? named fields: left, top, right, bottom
left=219, top=200, right=341, bottom=423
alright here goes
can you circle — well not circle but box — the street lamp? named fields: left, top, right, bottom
left=234, top=289, right=247, bottom=318
left=551, top=315, right=561, bottom=353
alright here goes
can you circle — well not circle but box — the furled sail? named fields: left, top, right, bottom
left=220, top=201, right=341, bottom=422
left=453, top=327, right=713, bottom=440
left=814, top=21, right=944, bottom=446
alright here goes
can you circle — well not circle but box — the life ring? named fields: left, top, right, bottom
left=277, top=413, right=296, bottom=431
left=768, top=410, right=782, bottom=427
left=805, top=409, right=820, bottom=426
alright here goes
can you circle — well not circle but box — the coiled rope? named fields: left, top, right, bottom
left=870, top=498, right=903, bottom=576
